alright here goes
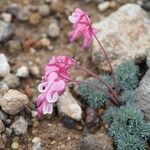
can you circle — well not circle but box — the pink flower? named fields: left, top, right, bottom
left=44, top=56, right=77, bottom=82
left=68, top=8, right=99, bottom=49
left=36, top=56, right=76, bottom=117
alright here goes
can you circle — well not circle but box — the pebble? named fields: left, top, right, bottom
left=16, top=6, right=30, bottom=22
left=0, top=120, right=5, bottom=133
left=30, top=66, right=40, bottom=77
left=0, top=110, right=8, bottom=121
left=57, top=89, right=82, bottom=121
left=62, top=116, right=76, bottom=129
left=98, top=1, right=110, bottom=12
left=0, top=89, right=29, bottom=115
left=39, top=37, right=51, bottom=48
left=0, top=54, right=10, bottom=77
left=0, top=82, right=9, bottom=96
left=31, top=111, right=37, bottom=118
left=32, top=137, right=42, bottom=150
left=47, top=22, right=60, bottom=39
left=29, top=13, right=41, bottom=25
left=3, top=74, right=20, bottom=88
left=11, top=141, right=19, bottom=149
left=10, top=117, right=28, bottom=135
left=0, top=20, right=14, bottom=42
left=38, top=4, right=50, bottom=17
left=1, top=13, right=12, bottom=22
left=16, top=66, right=29, bottom=78
left=5, top=127, right=12, bottom=136
left=7, top=40, right=21, bottom=54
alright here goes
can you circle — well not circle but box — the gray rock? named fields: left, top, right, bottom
left=0, top=54, right=10, bottom=77
left=32, top=137, right=42, bottom=150
left=0, top=20, right=14, bottom=43
left=92, top=4, right=150, bottom=71
left=78, top=133, right=113, bottom=150
left=5, top=127, right=12, bottom=136
left=57, top=89, right=82, bottom=121
left=10, top=117, right=28, bottom=135
left=16, top=66, right=29, bottom=78
left=136, top=70, right=150, bottom=120
left=0, top=110, right=8, bottom=121
left=38, top=4, right=50, bottom=17
left=47, top=22, right=60, bottom=38
left=3, top=74, right=20, bottom=88
left=0, top=82, right=9, bottom=96
left=0, top=89, right=29, bottom=115
left=146, top=50, right=150, bottom=68
left=0, top=120, right=5, bottom=133
left=7, top=40, right=21, bottom=54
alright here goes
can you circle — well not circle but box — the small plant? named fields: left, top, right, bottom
left=104, top=104, right=150, bottom=150
left=36, top=8, right=149, bottom=149
left=78, top=75, right=113, bottom=108
left=120, top=90, right=136, bottom=104
left=116, top=61, right=139, bottom=91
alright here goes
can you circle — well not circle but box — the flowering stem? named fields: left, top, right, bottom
left=93, top=34, right=119, bottom=94
left=68, top=79, right=119, bottom=106
left=83, top=13, right=119, bottom=94
left=74, top=64, right=120, bottom=102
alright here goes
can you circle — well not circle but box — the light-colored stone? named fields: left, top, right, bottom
left=0, top=110, right=8, bottom=121
left=0, top=82, right=9, bottom=96
left=0, top=89, right=29, bottom=115
left=1, top=13, right=12, bottom=22
left=30, top=66, right=40, bottom=77
left=92, top=4, right=150, bottom=71
left=10, top=117, right=28, bottom=135
left=16, top=66, right=29, bottom=78
left=4, top=74, right=20, bottom=88
left=32, top=137, right=42, bottom=150
left=11, top=141, right=19, bottom=149
left=47, top=22, right=60, bottom=38
left=0, top=54, right=10, bottom=77
left=57, top=89, right=82, bottom=121
left=0, top=20, right=14, bottom=42
left=38, top=4, right=50, bottom=16
left=136, top=69, right=150, bottom=121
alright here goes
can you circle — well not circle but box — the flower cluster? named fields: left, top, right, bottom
left=37, top=56, right=76, bottom=117
left=68, top=8, right=99, bottom=48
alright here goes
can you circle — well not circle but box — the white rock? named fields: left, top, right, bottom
left=16, top=66, right=29, bottom=78
left=10, top=116, right=28, bottom=135
left=98, top=1, right=110, bottom=12
left=1, top=13, right=12, bottom=22
left=38, top=4, right=50, bottom=16
left=48, top=22, right=60, bottom=38
left=30, top=66, right=40, bottom=77
left=0, top=54, right=10, bottom=77
left=32, top=137, right=42, bottom=150
left=0, top=89, right=29, bottom=115
left=57, top=89, right=82, bottom=121
left=92, top=4, right=150, bottom=71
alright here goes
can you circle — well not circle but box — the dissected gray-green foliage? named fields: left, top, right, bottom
left=104, top=104, right=150, bottom=150
left=78, top=75, right=113, bottom=108
left=116, top=61, right=139, bottom=91
left=120, top=90, right=136, bottom=104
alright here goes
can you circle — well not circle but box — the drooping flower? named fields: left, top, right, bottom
left=37, top=56, right=76, bottom=117
left=68, top=8, right=99, bottom=49
left=44, top=56, right=77, bottom=82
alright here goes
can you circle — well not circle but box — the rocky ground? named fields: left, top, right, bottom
left=0, top=0, right=150, bottom=149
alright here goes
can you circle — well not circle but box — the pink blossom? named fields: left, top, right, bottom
left=44, top=56, right=77, bottom=82
left=36, top=56, right=76, bottom=117
left=68, top=8, right=99, bottom=49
